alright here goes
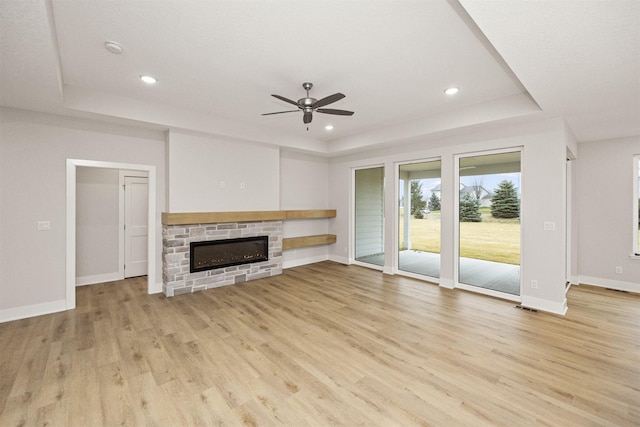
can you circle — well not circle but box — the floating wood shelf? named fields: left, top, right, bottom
left=162, top=209, right=336, bottom=225
left=282, top=234, right=337, bottom=249
left=162, top=210, right=337, bottom=251
left=285, top=210, right=336, bottom=219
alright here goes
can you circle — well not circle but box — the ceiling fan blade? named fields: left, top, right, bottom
left=303, top=111, right=313, bottom=124
left=313, top=93, right=345, bottom=109
left=316, top=108, right=354, bottom=116
left=271, top=94, right=299, bottom=107
left=261, top=110, right=299, bottom=116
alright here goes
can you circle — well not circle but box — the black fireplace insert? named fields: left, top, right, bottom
left=190, top=236, right=269, bottom=273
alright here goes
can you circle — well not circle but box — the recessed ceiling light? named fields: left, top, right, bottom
left=444, top=87, right=459, bottom=95
left=325, top=124, right=334, bottom=131
left=140, top=75, right=157, bottom=84
left=104, top=41, right=123, bottom=54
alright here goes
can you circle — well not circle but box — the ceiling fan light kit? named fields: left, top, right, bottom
left=262, top=82, right=354, bottom=126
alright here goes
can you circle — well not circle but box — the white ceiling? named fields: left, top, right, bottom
left=1, top=0, right=638, bottom=155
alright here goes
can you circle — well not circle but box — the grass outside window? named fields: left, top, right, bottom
left=400, top=208, right=520, bottom=265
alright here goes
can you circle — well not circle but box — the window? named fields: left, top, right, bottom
left=354, top=166, right=385, bottom=267
left=457, top=150, right=521, bottom=297
left=634, top=156, right=640, bottom=256
left=398, top=160, right=441, bottom=278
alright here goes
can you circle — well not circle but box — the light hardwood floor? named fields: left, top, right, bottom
left=1, top=261, right=638, bottom=426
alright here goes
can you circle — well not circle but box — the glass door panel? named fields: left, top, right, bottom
left=458, top=151, right=521, bottom=295
left=355, top=167, right=385, bottom=266
left=398, top=160, right=441, bottom=278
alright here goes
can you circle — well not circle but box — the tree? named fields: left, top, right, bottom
left=410, top=180, right=427, bottom=219
left=491, top=180, right=520, bottom=219
left=471, top=177, right=485, bottom=201
left=459, top=192, right=482, bottom=222
left=428, top=192, right=441, bottom=211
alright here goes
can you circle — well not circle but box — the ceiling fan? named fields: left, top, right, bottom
left=262, top=82, right=354, bottom=125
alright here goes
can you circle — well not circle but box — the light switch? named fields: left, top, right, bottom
left=37, top=221, right=50, bottom=231
left=543, top=221, right=555, bottom=231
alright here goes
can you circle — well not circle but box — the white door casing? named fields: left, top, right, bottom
left=124, top=176, right=148, bottom=278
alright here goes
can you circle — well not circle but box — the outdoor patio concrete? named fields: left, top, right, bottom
left=356, top=250, right=520, bottom=296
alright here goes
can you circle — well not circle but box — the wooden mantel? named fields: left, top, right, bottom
left=162, top=209, right=336, bottom=225
left=162, top=209, right=337, bottom=250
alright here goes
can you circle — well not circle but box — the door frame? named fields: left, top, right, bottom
left=453, top=147, right=523, bottom=302
left=66, top=159, right=157, bottom=310
left=394, top=157, right=442, bottom=281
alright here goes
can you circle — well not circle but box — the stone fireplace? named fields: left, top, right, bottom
left=161, top=209, right=336, bottom=297
left=162, top=220, right=282, bottom=296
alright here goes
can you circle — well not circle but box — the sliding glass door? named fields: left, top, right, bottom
left=354, top=167, right=385, bottom=266
left=398, top=160, right=441, bottom=278
left=458, top=151, right=521, bottom=296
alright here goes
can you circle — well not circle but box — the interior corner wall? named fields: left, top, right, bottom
left=166, top=130, right=279, bottom=212
left=76, top=166, right=120, bottom=284
left=576, top=136, right=640, bottom=292
left=0, top=108, right=165, bottom=321
left=280, top=149, right=331, bottom=268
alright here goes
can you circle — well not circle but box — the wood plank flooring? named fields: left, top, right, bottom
left=1, top=261, right=638, bottom=426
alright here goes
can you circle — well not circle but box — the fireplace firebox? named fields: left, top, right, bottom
left=190, top=236, right=269, bottom=273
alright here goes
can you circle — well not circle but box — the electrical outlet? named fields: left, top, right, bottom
left=530, top=280, right=538, bottom=289
left=615, top=266, right=623, bottom=274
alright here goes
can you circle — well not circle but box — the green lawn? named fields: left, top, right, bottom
left=399, top=208, right=521, bottom=265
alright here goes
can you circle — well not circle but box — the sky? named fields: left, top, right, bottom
left=401, top=172, right=522, bottom=200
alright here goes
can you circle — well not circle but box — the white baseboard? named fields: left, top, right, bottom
left=521, top=295, right=568, bottom=315
left=76, top=272, right=123, bottom=286
left=328, top=255, right=350, bottom=265
left=578, top=275, right=640, bottom=294
left=283, top=254, right=330, bottom=269
left=0, top=299, right=68, bottom=323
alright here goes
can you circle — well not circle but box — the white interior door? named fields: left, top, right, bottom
left=124, top=176, right=148, bottom=278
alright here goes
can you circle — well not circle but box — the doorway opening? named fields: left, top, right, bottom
left=456, top=150, right=522, bottom=299
left=66, top=159, right=157, bottom=311
left=397, top=159, right=441, bottom=279
left=75, top=169, right=149, bottom=285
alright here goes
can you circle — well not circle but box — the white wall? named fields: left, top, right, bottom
left=166, top=130, right=280, bottom=212
left=577, top=136, right=640, bottom=292
left=0, top=108, right=166, bottom=321
left=280, top=150, right=331, bottom=268
left=329, top=117, right=570, bottom=314
left=165, top=132, right=332, bottom=269
left=76, top=167, right=120, bottom=283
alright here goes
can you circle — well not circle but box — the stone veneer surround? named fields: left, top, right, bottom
left=162, top=221, right=282, bottom=296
